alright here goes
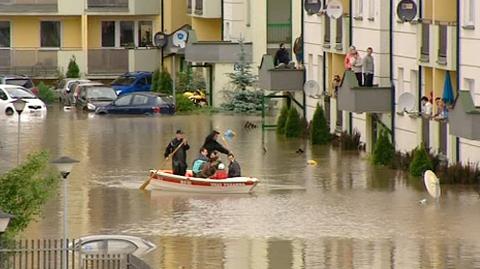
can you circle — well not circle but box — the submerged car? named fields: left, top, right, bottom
left=0, top=75, right=37, bottom=95
left=0, top=85, right=46, bottom=116
left=73, top=235, right=156, bottom=257
left=75, top=85, right=117, bottom=111
left=96, top=92, right=175, bottom=115
left=57, top=78, right=91, bottom=106
left=111, top=72, right=152, bottom=96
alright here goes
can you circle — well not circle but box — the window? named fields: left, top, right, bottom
left=115, top=95, right=132, bottom=106
left=420, top=23, right=430, bottom=58
left=132, top=94, right=149, bottom=105
left=308, top=54, right=313, bottom=79
left=368, top=0, right=375, bottom=18
left=120, top=21, right=134, bottom=47
left=397, top=67, right=404, bottom=94
left=138, top=21, right=152, bottom=47
left=410, top=70, right=418, bottom=93
left=224, top=22, right=231, bottom=40
left=465, top=78, right=479, bottom=104
left=317, top=55, right=322, bottom=82
left=324, top=17, right=331, bottom=43
left=41, top=21, right=60, bottom=48
left=0, top=89, right=7, bottom=100
left=0, top=21, right=10, bottom=48
left=438, top=25, right=447, bottom=60
left=464, top=0, right=475, bottom=26
left=355, top=0, right=363, bottom=17
left=102, top=21, right=115, bottom=47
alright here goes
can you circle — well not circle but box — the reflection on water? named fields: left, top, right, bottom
left=1, top=105, right=480, bottom=268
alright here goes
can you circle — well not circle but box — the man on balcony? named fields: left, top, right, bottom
left=274, top=43, right=291, bottom=67
left=363, top=47, right=374, bottom=87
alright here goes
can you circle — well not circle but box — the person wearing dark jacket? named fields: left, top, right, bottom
left=274, top=43, right=291, bottom=66
left=202, top=130, right=230, bottom=155
left=164, top=130, right=190, bottom=176
left=227, top=153, right=241, bottom=178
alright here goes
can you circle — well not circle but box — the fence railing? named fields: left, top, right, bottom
left=87, top=0, right=128, bottom=8
left=0, top=0, right=57, bottom=12
left=0, top=49, right=58, bottom=77
left=88, top=49, right=129, bottom=75
left=267, top=23, right=292, bottom=44
left=0, top=239, right=151, bottom=269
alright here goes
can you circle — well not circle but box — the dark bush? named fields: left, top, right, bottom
left=37, top=82, right=56, bottom=104
left=372, top=129, right=395, bottom=165
left=285, top=107, right=303, bottom=138
left=334, top=130, right=362, bottom=151
left=221, top=89, right=263, bottom=113
left=175, top=93, right=196, bottom=112
left=65, top=56, right=80, bottom=78
left=409, top=144, right=433, bottom=177
left=310, top=104, right=331, bottom=145
left=276, top=104, right=289, bottom=135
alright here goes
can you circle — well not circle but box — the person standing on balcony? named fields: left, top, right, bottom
left=293, top=36, right=304, bottom=69
left=351, top=51, right=363, bottom=86
left=421, top=96, right=433, bottom=118
left=344, top=46, right=356, bottom=70
left=363, top=47, right=374, bottom=86
left=274, top=43, right=291, bottom=67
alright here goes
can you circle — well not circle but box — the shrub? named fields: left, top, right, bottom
left=226, top=39, right=257, bottom=91
left=372, top=129, right=395, bottom=165
left=276, top=104, right=289, bottom=135
left=37, top=82, right=56, bottom=104
left=334, top=130, right=362, bottom=151
left=221, top=89, right=263, bottom=113
left=285, top=107, right=303, bottom=138
left=175, top=93, right=196, bottom=112
left=0, top=151, right=59, bottom=238
left=436, top=162, right=480, bottom=185
left=176, top=68, right=206, bottom=93
left=310, top=104, right=331, bottom=145
left=390, top=150, right=413, bottom=171
left=151, top=68, right=173, bottom=95
left=409, top=144, right=433, bottom=177
left=65, top=56, right=80, bottom=78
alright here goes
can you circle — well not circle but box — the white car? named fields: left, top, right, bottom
left=73, top=235, right=156, bottom=257
left=56, top=79, right=91, bottom=106
left=0, top=85, right=47, bottom=116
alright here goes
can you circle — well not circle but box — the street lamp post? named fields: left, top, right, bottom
left=11, top=99, right=26, bottom=165
left=51, top=156, right=79, bottom=269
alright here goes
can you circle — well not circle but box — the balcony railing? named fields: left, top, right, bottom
left=88, top=49, right=128, bottom=75
left=0, top=49, right=58, bottom=77
left=87, top=0, right=128, bottom=9
left=420, top=23, right=430, bottom=62
left=267, top=23, right=292, bottom=44
left=0, top=0, right=57, bottom=12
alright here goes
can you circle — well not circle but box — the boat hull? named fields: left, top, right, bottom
left=149, top=170, right=259, bottom=194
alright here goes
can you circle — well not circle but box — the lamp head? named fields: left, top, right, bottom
left=0, top=210, right=14, bottom=233
left=51, top=156, right=79, bottom=179
left=11, top=98, right=27, bottom=114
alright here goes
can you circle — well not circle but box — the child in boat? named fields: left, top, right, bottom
left=192, top=147, right=208, bottom=177
left=227, top=153, right=241, bottom=178
left=211, top=163, right=228, bottom=179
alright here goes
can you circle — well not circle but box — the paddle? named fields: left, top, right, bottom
left=139, top=139, right=186, bottom=190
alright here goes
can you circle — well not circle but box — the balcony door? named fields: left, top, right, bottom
left=267, top=0, right=292, bottom=55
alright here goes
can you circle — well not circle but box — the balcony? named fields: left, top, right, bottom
left=323, top=16, right=350, bottom=53
left=0, top=0, right=57, bottom=13
left=449, top=91, right=480, bottom=140
left=87, top=0, right=128, bottom=11
left=190, top=0, right=221, bottom=18
left=258, top=54, right=304, bottom=91
left=0, top=49, right=58, bottom=77
left=337, top=71, right=392, bottom=113
left=87, top=48, right=159, bottom=76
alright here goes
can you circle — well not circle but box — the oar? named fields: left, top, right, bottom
left=139, top=140, right=186, bottom=190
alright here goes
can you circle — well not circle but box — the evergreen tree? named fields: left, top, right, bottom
left=227, top=39, right=257, bottom=91
left=151, top=68, right=173, bottom=95
left=409, top=144, right=433, bottom=177
left=65, top=56, right=80, bottom=78
left=372, top=129, right=395, bottom=165
left=276, top=104, right=289, bottom=135
left=285, top=107, right=303, bottom=138
left=310, top=104, right=331, bottom=144
left=150, top=68, right=160, bottom=92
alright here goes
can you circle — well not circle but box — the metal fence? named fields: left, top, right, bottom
left=87, top=0, right=128, bottom=8
left=0, top=239, right=150, bottom=269
left=0, top=0, right=57, bottom=12
left=267, top=23, right=292, bottom=44
left=88, top=49, right=129, bottom=75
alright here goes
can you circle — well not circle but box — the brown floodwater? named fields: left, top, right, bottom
left=1, top=106, right=480, bottom=269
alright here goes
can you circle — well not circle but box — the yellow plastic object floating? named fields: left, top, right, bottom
left=307, top=160, right=318, bottom=166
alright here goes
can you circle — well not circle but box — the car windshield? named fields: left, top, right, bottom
left=6, top=78, right=34, bottom=89
left=157, top=96, right=173, bottom=105
left=5, top=87, right=36, bottom=99
left=111, top=76, right=135, bottom=86
left=86, top=87, right=117, bottom=100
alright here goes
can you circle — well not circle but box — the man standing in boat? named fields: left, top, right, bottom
left=164, top=130, right=190, bottom=176
left=202, top=130, right=230, bottom=155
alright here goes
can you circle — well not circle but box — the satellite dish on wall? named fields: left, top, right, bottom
left=397, top=92, right=416, bottom=115
left=304, top=80, right=321, bottom=99
left=304, top=0, right=323, bottom=15
left=326, top=0, right=343, bottom=19
left=154, top=32, right=168, bottom=48
left=173, top=30, right=188, bottom=48
left=397, top=0, right=418, bottom=22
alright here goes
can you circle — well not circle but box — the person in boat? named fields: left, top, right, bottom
left=164, top=130, right=190, bottom=176
left=192, top=147, right=209, bottom=177
left=202, top=130, right=230, bottom=156
left=199, top=154, right=219, bottom=178
left=227, top=153, right=241, bottom=178
left=211, top=163, right=228, bottom=180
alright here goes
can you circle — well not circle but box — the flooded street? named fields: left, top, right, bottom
left=1, top=106, right=480, bottom=268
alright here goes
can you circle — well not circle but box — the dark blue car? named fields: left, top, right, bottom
left=111, top=72, right=152, bottom=96
left=95, top=92, right=175, bottom=115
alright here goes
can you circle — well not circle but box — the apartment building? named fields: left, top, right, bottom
left=0, top=0, right=162, bottom=79
left=303, top=0, right=480, bottom=164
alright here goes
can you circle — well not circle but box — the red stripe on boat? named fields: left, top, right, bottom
left=153, top=174, right=255, bottom=187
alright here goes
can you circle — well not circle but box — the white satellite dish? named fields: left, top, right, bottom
left=397, top=92, right=416, bottom=114
left=424, top=170, right=441, bottom=200
left=326, top=0, right=343, bottom=19
left=304, top=80, right=321, bottom=99
left=172, top=30, right=188, bottom=48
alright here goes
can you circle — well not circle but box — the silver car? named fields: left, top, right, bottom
left=73, top=235, right=156, bottom=257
